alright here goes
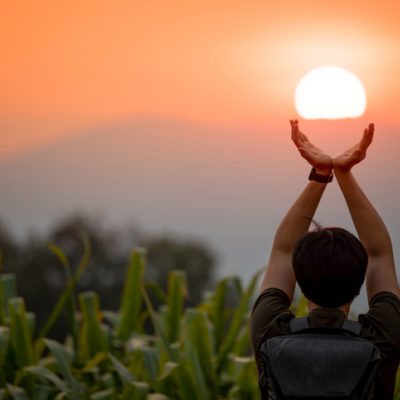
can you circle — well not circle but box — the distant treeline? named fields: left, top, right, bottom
left=0, top=214, right=217, bottom=339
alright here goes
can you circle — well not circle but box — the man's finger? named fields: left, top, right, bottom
left=369, top=123, right=375, bottom=133
left=361, top=123, right=374, bottom=147
left=291, top=126, right=302, bottom=146
left=359, top=125, right=374, bottom=150
left=297, top=131, right=307, bottom=142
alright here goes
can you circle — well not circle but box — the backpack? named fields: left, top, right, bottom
left=258, top=317, right=382, bottom=399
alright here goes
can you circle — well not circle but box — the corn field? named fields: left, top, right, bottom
left=0, top=239, right=399, bottom=399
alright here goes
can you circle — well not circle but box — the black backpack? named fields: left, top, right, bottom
left=258, top=317, right=382, bottom=399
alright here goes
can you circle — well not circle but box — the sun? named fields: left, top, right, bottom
left=295, top=66, right=366, bottom=120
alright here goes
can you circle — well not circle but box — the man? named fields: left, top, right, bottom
left=250, top=120, right=400, bottom=399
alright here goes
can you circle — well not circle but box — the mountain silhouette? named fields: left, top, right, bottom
left=1, top=116, right=399, bottom=308
left=0, top=117, right=286, bottom=278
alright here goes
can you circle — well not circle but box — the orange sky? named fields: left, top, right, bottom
left=3, top=1, right=400, bottom=299
left=1, top=0, right=400, bottom=159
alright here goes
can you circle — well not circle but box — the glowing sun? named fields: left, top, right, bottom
left=295, top=66, right=366, bottom=119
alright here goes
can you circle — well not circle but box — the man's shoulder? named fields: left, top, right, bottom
left=250, top=289, right=400, bottom=353
left=358, top=291, right=400, bottom=350
left=249, top=287, right=295, bottom=355
left=251, top=287, right=292, bottom=314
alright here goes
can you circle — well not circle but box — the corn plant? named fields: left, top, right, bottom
left=0, top=241, right=399, bottom=400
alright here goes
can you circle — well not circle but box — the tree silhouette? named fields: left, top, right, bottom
left=0, top=214, right=217, bottom=339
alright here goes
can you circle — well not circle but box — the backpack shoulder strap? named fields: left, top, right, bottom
left=289, top=316, right=363, bottom=336
left=342, top=319, right=362, bottom=336
left=289, top=316, right=309, bottom=333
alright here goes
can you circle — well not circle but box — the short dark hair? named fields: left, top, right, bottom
left=292, top=227, right=368, bottom=308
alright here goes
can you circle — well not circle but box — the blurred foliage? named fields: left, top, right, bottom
left=0, top=243, right=263, bottom=399
left=0, top=215, right=216, bottom=340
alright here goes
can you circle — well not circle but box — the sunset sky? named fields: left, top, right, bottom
left=2, top=0, right=400, bottom=157
left=1, top=1, right=400, bottom=308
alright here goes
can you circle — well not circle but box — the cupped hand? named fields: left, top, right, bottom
left=333, top=123, right=374, bottom=172
left=290, top=119, right=332, bottom=175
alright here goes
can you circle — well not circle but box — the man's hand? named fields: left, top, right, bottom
left=333, top=123, right=374, bottom=172
left=290, top=119, right=332, bottom=175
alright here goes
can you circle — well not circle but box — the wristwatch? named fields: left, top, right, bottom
left=308, top=167, right=333, bottom=183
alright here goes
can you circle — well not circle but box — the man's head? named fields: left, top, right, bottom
left=292, top=227, right=368, bottom=308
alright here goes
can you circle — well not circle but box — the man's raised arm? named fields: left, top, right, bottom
left=333, top=124, right=400, bottom=301
left=259, top=120, right=332, bottom=300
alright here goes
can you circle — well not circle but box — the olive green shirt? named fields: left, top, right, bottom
left=250, top=288, right=400, bottom=399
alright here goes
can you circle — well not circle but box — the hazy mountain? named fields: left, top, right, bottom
left=0, top=117, right=292, bottom=280
left=1, top=117, right=399, bottom=314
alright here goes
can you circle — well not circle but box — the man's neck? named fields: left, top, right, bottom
left=308, top=300, right=351, bottom=316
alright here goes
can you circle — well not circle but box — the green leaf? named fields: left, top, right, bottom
left=183, top=309, right=213, bottom=400
left=140, top=284, right=177, bottom=362
left=6, top=384, right=29, bottom=400
left=129, top=346, right=159, bottom=385
left=80, top=352, right=108, bottom=373
left=54, top=392, right=68, bottom=400
left=165, top=271, right=186, bottom=343
left=121, top=382, right=148, bottom=400
left=0, top=274, right=17, bottom=324
left=25, top=365, right=69, bottom=393
left=108, top=353, right=135, bottom=385
left=90, top=389, right=114, bottom=400
left=0, top=326, right=9, bottom=360
left=40, top=232, right=91, bottom=338
left=0, top=326, right=9, bottom=385
left=32, top=385, right=53, bottom=400
left=156, top=362, right=199, bottom=400
left=210, top=278, right=228, bottom=352
left=99, top=372, right=114, bottom=389
left=147, top=395, right=169, bottom=400
left=232, top=324, right=251, bottom=357
left=46, top=243, right=71, bottom=279
left=44, top=339, right=82, bottom=394
left=184, top=345, right=207, bottom=399
left=144, top=282, right=167, bottom=304
left=229, top=356, right=258, bottom=398
left=140, top=347, right=159, bottom=383
left=47, top=243, right=78, bottom=347
left=78, top=292, right=108, bottom=363
left=117, top=249, right=146, bottom=340
left=216, top=270, right=262, bottom=373
left=26, top=312, right=35, bottom=337
left=394, top=366, right=400, bottom=400
left=8, top=297, right=34, bottom=367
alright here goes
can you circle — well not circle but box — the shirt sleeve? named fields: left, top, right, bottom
left=358, top=291, right=400, bottom=350
left=249, top=287, right=295, bottom=355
